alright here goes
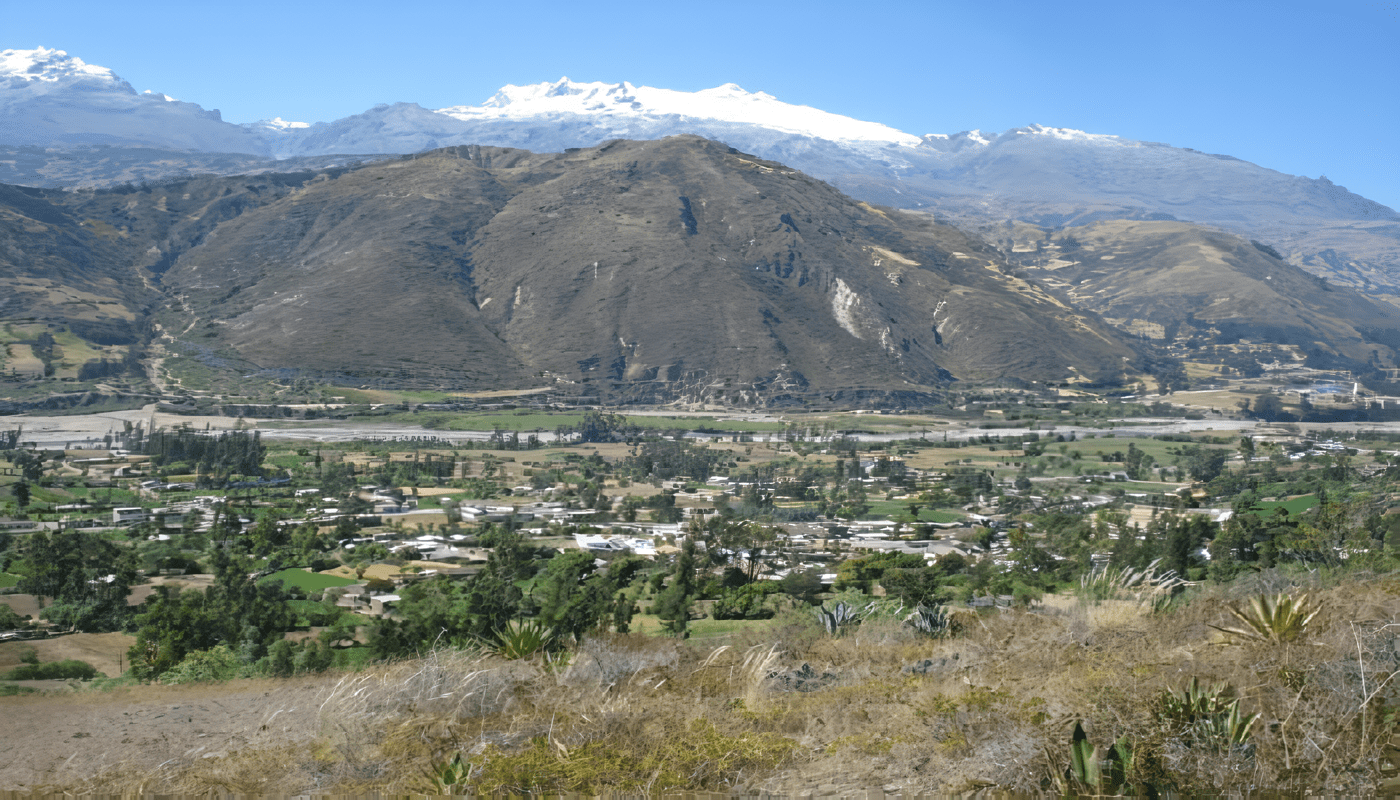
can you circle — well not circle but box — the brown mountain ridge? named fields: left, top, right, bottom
left=4, top=135, right=1400, bottom=404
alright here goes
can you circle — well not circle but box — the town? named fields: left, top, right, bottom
left=2, top=382, right=1398, bottom=794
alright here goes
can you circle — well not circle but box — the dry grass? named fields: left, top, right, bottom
left=14, top=575, right=1399, bottom=795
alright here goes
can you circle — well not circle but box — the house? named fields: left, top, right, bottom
left=112, top=507, right=147, bottom=526
left=369, top=594, right=400, bottom=616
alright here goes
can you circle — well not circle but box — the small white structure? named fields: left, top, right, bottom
left=112, top=507, right=147, bottom=526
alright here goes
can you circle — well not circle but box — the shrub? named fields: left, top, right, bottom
left=711, top=584, right=777, bottom=620
left=160, top=644, right=243, bottom=684
left=1, top=658, right=101, bottom=680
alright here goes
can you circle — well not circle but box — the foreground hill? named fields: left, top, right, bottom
left=2, top=581, right=1393, bottom=795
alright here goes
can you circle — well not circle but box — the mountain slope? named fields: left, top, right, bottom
left=0, top=183, right=146, bottom=342
left=6, top=137, right=1400, bottom=403
left=1004, top=220, right=1400, bottom=371
left=257, top=80, right=1400, bottom=298
left=144, top=137, right=1134, bottom=398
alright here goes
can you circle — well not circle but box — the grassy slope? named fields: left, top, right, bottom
left=14, top=576, right=1393, bottom=796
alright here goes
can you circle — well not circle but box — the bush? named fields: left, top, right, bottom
left=1, top=658, right=101, bottom=680
left=0, top=606, right=31, bottom=631
left=711, top=584, right=777, bottom=620
left=160, top=644, right=242, bottom=684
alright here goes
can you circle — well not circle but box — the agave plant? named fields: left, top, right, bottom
left=1058, top=721, right=1137, bottom=796
left=424, top=752, right=471, bottom=792
left=487, top=618, right=556, bottom=659
left=1209, top=591, right=1321, bottom=643
left=813, top=601, right=866, bottom=637
left=906, top=604, right=956, bottom=639
left=1157, top=676, right=1259, bottom=751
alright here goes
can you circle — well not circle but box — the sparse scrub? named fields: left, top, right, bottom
left=25, top=579, right=1400, bottom=795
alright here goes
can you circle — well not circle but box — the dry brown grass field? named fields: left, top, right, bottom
left=0, top=632, right=135, bottom=678
left=2, top=575, right=1396, bottom=795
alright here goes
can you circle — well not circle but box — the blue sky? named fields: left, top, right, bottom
left=8, top=0, right=1399, bottom=210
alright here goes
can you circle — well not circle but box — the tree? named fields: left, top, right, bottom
left=534, top=550, right=642, bottom=641
left=1251, top=393, right=1288, bottom=422
left=654, top=539, right=698, bottom=636
left=12, top=481, right=29, bottom=510
left=1181, top=446, right=1228, bottom=483
left=16, top=531, right=137, bottom=632
left=1238, top=436, right=1255, bottom=465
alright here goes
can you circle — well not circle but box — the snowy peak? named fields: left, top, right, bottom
left=249, top=116, right=311, bottom=132
left=1007, top=124, right=1118, bottom=143
left=439, top=77, right=922, bottom=146
left=477, top=77, right=640, bottom=109
left=0, top=46, right=267, bottom=154
left=921, top=125, right=1124, bottom=152
left=0, top=46, right=126, bottom=87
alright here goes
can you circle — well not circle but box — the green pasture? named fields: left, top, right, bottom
left=261, top=568, right=359, bottom=592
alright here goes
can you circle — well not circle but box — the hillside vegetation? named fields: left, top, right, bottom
left=10, top=575, right=1397, bottom=795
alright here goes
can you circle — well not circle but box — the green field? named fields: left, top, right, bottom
left=627, top=613, right=771, bottom=640
left=261, top=569, right=358, bottom=592
left=1248, top=494, right=1319, bottom=518
left=861, top=499, right=963, bottom=523
left=0, top=573, right=20, bottom=589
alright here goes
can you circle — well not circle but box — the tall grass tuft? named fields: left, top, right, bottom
left=1078, top=557, right=1183, bottom=607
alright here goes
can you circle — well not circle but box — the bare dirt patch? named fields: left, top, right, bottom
left=0, top=677, right=333, bottom=793
left=0, top=632, right=136, bottom=677
left=0, top=593, right=41, bottom=620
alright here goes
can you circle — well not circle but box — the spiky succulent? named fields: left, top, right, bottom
left=1209, top=592, right=1321, bottom=643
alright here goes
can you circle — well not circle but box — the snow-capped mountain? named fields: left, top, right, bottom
left=256, top=77, right=1395, bottom=228
left=0, top=47, right=268, bottom=153
left=443, top=78, right=920, bottom=146
left=2, top=50, right=1396, bottom=294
